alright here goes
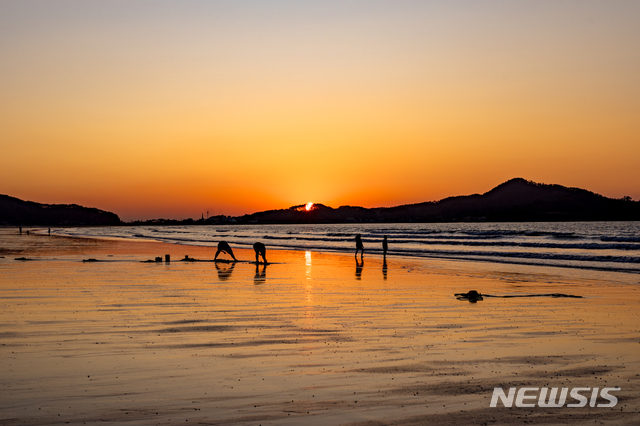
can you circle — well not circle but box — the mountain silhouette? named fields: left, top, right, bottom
left=238, top=178, right=639, bottom=224
left=3, top=178, right=637, bottom=226
left=0, top=194, right=121, bottom=226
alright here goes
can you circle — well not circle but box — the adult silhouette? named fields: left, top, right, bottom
left=253, top=242, right=267, bottom=264
left=382, top=235, right=388, bottom=258
left=214, top=241, right=237, bottom=261
left=355, top=234, right=364, bottom=259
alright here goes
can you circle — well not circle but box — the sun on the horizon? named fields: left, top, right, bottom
left=305, top=202, right=314, bottom=211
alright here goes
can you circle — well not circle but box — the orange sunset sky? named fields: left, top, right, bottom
left=1, top=1, right=639, bottom=221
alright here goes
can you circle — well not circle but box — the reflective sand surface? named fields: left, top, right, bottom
left=1, top=230, right=639, bottom=425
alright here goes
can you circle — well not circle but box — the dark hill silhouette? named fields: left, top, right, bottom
left=5, top=178, right=634, bottom=226
left=0, top=194, right=121, bottom=226
left=238, top=178, right=639, bottom=224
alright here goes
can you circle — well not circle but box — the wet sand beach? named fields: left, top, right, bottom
left=1, top=229, right=639, bottom=425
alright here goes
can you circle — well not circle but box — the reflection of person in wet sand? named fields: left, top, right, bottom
left=215, top=262, right=235, bottom=281
left=355, top=257, right=363, bottom=280
left=382, top=235, right=388, bottom=258
left=253, top=242, right=267, bottom=264
left=382, top=258, right=387, bottom=280
left=355, top=234, right=364, bottom=259
left=254, top=263, right=267, bottom=284
left=214, top=241, right=237, bottom=261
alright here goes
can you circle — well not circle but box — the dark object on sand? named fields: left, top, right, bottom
left=142, top=257, right=163, bottom=263
left=253, top=242, right=267, bottom=264
left=455, top=290, right=582, bottom=303
left=181, top=255, right=199, bottom=262
left=215, top=241, right=237, bottom=261
left=82, top=258, right=99, bottom=262
left=456, top=290, right=483, bottom=303
left=14, top=257, right=32, bottom=261
left=165, top=254, right=170, bottom=263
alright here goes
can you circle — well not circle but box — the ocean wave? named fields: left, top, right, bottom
left=600, top=236, right=640, bottom=243
left=389, top=248, right=640, bottom=264
left=52, top=222, right=640, bottom=274
left=208, top=239, right=640, bottom=265
left=411, top=240, right=640, bottom=251
left=249, top=235, right=640, bottom=251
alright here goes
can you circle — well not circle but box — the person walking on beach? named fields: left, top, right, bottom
left=214, top=241, right=237, bottom=261
left=355, top=234, right=364, bottom=259
left=253, top=242, right=267, bottom=264
left=382, top=235, right=388, bottom=258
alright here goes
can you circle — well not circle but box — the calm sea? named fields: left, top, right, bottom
left=53, top=222, right=640, bottom=275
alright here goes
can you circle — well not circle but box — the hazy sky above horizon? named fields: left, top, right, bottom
left=1, top=1, right=639, bottom=220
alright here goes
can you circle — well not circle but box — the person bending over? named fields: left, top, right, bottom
left=215, top=241, right=237, bottom=261
left=253, top=242, right=267, bottom=264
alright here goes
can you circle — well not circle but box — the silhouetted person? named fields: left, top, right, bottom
left=355, top=234, right=364, bottom=259
left=48, top=228, right=51, bottom=236
left=215, top=262, right=235, bottom=281
left=254, top=263, right=267, bottom=284
left=214, top=241, right=237, bottom=261
left=382, top=258, right=387, bottom=280
left=19, top=226, right=22, bottom=235
left=382, top=235, right=388, bottom=258
left=253, top=242, right=267, bottom=264
left=355, top=257, right=363, bottom=280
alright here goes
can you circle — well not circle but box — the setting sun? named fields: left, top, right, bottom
left=305, top=202, right=314, bottom=211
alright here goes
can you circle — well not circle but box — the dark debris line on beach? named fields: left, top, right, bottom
left=455, top=290, right=582, bottom=303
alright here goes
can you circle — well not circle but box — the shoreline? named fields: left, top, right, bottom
left=3, top=223, right=633, bottom=282
left=21, top=227, right=640, bottom=289
left=1, top=228, right=639, bottom=425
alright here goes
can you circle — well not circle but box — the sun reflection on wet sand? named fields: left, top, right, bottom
left=304, top=250, right=316, bottom=323
left=305, top=250, right=312, bottom=279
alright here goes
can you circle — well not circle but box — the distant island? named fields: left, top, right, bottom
left=2, top=178, right=638, bottom=226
